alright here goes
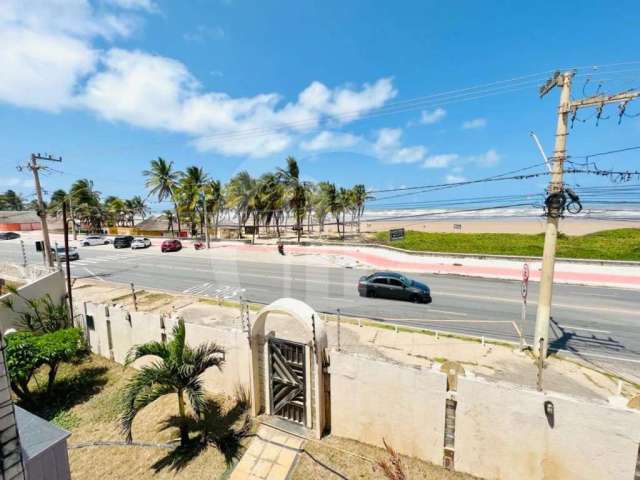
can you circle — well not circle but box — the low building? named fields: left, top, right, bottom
left=0, top=211, right=41, bottom=232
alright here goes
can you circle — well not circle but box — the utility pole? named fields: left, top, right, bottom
left=62, top=201, right=74, bottom=323
left=534, top=71, right=640, bottom=358
left=202, top=189, right=210, bottom=249
left=21, top=154, right=62, bottom=268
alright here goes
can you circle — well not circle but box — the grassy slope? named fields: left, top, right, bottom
left=374, top=228, right=640, bottom=261
left=20, top=355, right=242, bottom=480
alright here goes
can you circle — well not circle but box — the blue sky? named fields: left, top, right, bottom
left=1, top=0, right=640, bottom=211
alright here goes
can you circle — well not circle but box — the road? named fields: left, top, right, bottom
left=2, top=239, right=639, bottom=375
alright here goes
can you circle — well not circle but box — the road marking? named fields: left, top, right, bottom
left=556, top=324, right=611, bottom=334
left=436, top=290, right=640, bottom=316
left=428, top=308, right=468, bottom=317
left=83, top=267, right=106, bottom=282
left=556, top=349, right=640, bottom=365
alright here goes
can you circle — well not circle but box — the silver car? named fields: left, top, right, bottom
left=82, top=235, right=110, bottom=246
left=131, top=237, right=152, bottom=249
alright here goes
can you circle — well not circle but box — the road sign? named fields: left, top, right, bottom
left=389, top=228, right=405, bottom=241
left=35, top=240, right=44, bottom=252
left=521, top=282, right=528, bottom=299
left=522, top=263, right=530, bottom=282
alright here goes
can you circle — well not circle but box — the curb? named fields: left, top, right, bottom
left=279, top=239, right=640, bottom=267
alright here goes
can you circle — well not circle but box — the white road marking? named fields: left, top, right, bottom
left=557, top=324, right=611, bottom=334
left=557, top=350, right=640, bottom=365
left=437, top=290, right=639, bottom=316
left=83, top=267, right=106, bottom=282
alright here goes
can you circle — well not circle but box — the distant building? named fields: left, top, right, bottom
left=0, top=211, right=41, bottom=232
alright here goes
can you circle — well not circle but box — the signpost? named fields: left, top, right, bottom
left=520, top=263, right=529, bottom=350
left=389, top=228, right=405, bottom=241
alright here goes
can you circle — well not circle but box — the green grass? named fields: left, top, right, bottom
left=374, top=228, right=640, bottom=261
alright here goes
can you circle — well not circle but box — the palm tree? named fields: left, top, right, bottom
left=224, top=171, right=255, bottom=239
left=204, top=180, right=223, bottom=239
left=143, top=158, right=183, bottom=237
left=120, top=319, right=225, bottom=447
left=129, top=196, right=149, bottom=224
left=179, top=166, right=209, bottom=236
left=69, top=179, right=103, bottom=231
left=47, top=189, right=68, bottom=218
left=277, top=156, right=306, bottom=243
left=352, top=184, right=368, bottom=233
left=0, top=190, right=25, bottom=210
left=163, top=209, right=175, bottom=236
left=314, top=182, right=333, bottom=234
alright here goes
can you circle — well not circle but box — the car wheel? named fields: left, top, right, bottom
left=409, top=294, right=420, bottom=303
left=83, top=242, right=89, bottom=247
left=366, top=289, right=375, bottom=298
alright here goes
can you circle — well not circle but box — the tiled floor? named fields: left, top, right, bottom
left=230, top=425, right=304, bottom=480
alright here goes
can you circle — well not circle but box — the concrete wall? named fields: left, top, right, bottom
left=455, top=376, right=640, bottom=480
left=0, top=271, right=66, bottom=332
left=329, top=350, right=448, bottom=465
left=79, top=302, right=251, bottom=397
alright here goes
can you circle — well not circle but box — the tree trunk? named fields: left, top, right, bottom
left=47, top=362, right=59, bottom=395
left=173, top=200, right=182, bottom=239
left=275, top=214, right=280, bottom=238
left=177, top=389, right=189, bottom=447
left=237, top=209, right=242, bottom=239
left=214, top=210, right=220, bottom=239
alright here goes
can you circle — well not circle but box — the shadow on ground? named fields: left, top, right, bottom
left=151, top=397, right=251, bottom=473
left=18, top=366, right=109, bottom=421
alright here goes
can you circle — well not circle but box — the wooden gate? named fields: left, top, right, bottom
left=269, top=338, right=306, bottom=424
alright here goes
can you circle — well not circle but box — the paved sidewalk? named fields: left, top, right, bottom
left=229, top=425, right=303, bottom=480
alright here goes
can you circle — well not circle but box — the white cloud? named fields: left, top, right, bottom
left=373, top=128, right=402, bottom=154
left=462, top=117, right=487, bottom=129
left=0, top=177, right=31, bottom=188
left=469, top=148, right=501, bottom=166
left=105, top=0, right=157, bottom=10
left=422, top=153, right=459, bottom=169
left=184, top=25, right=225, bottom=42
left=391, top=146, right=427, bottom=164
left=300, top=131, right=360, bottom=151
left=445, top=174, right=467, bottom=183
left=373, top=128, right=428, bottom=164
left=0, top=1, right=397, bottom=158
left=420, top=107, right=446, bottom=125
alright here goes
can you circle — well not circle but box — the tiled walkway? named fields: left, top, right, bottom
left=230, top=425, right=304, bottom=480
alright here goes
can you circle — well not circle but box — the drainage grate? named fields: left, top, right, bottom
left=443, top=398, right=457, bottom=470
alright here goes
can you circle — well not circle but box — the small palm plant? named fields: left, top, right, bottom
left=120, top=319, right=225, bottom=447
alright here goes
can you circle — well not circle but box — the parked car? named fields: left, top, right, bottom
left=358, top=272, right=431, bottom=303
left=131, top=237, right=152, bottom=249
left=113, top=235, right=134, bottom=248
left=51, top=246, right=80, bottom=261
left=82, top=235, right=110, bottom=246
left=161, top=239, right=182, bottom=253
left=0, top=232, right=20, bottom=240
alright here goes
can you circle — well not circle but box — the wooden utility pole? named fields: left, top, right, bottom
left=24, top=154, right=62, bottom=268
left=534, top=72, right=640, bottom=358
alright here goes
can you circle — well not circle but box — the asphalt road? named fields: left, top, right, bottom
left=2, top=239, right=639, bottom=374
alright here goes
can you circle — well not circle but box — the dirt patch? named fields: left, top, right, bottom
left=291, top=435, right=480, bottom=479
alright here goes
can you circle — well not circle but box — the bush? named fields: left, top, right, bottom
left=5, top=328, right=88, bottom=402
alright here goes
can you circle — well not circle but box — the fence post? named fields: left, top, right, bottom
left=336, top=309, right=341, bottom=352
left=20, top=240, right=27, bottom=267
left=130, top=283, right=138, bottom=311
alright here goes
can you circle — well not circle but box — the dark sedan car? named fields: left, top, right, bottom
left=0, top=232, right=20, bottom=240
left=113, top=235, right=134, bottom=248
left=358, top=272, right=431, bottom=303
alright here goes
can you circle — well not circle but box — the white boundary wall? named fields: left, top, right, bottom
left=80, top=302, right=251, bottom=397
left=78, top=301, right=640, bottom=480
left=0, top=271, right=66, bottom=332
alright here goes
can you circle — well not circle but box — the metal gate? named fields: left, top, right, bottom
left=269, top=338, right=305, bottom=424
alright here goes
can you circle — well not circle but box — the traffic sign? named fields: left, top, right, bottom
left=521, top=282, right=528, bottom=299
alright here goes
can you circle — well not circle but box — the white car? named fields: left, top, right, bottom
left=82, top=235, right=110, bottom=246
left=131, top=237, right=152, bottom=249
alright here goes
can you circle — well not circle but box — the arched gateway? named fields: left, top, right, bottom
left=249, top=298, right=328, bottom=438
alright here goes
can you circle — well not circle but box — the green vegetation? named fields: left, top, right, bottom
left=375, top=228, right=640, bottom=261
left=5, top=328, right=88, bottom=402
left=1, top=287, right=71, bottom=332
left=120, top=318, right=225, bottom=447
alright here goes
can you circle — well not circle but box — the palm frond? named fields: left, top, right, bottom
left=125, top=341, right=171, bottom=366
